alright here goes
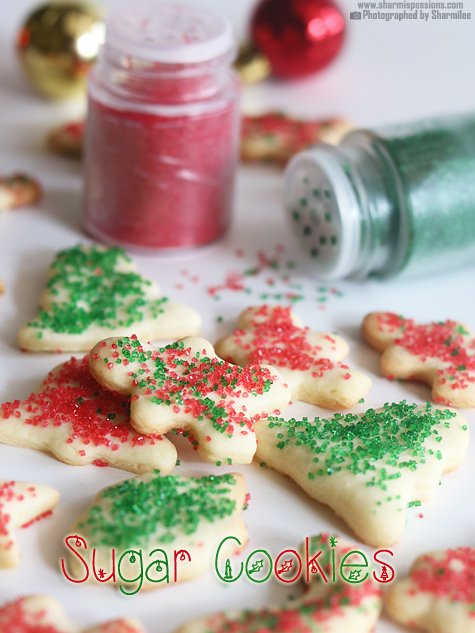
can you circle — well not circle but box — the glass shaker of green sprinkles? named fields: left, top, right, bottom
left=284, top=113, right=475, bottom=279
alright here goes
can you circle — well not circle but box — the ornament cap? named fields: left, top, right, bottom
left=105, top=3, right=235, bottom=64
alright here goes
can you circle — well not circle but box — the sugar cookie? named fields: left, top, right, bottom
left=0, top=480, right=59, bottom=568
left=241, top=113, right=353, bottom=165
left=64, top=472, right=247, bottom=593
left=49, top=121, right=84, bottom=159
left=0, top=173, right=41, bottom=212
left=215, top=305, right=371, bottom=409
left=386, top=547, right=475, bottom=633
left=18, top=245, right=201, bottom=352
left=362, top=311, right=475, bottom=407
left=0, top=356, right=177, bottom=474
left=254, top=402, right=469, bottom=547
left=89, top=335, right=290, bottom=465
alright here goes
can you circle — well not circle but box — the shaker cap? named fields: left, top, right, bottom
left=284, top=146, right=362, bottom=280
left=106, top=3, right=234, bottom=63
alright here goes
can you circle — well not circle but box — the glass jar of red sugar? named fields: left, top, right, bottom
left=83, top=3, right=240, bottom=251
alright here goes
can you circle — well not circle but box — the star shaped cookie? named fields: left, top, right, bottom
left=65, top=472, right=247, bottom=593
left=0, top=480, right=59, bottom=568
left=0, top=356, right=177, bottom=474
left=0, top=595, right=146, bottom=632
left=18, top=244, right=201, bottom=352
left=215, top=305, right=371, bottom=409
left=363, top=312, right=475, bottom=407
left=176, top=533, right=382, bottom=633
left=89, top=335, right=291, bottom=465
left=386, top=547, right=475, bottom=632
left=254, top=402, right=469, bottom=547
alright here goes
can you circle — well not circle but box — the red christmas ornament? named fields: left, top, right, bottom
left=251, top=0, right=345, bottom=79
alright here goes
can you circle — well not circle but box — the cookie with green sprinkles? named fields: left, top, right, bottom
left=363, top=312, right=475, bottom=408
left=386, top=547, right=475, bottom=632
left=215, top=305, right=371, bottom=409
left=0, top=355, right=177, bottom=474
left=0, top=595, right=146, bottom=632
left=175, top=533, right=382, bottom=633
left=89, top=335, right=291, bottom=465
left=254, top=401, right=469, bottom=547
left=18, top=244, right=201, bottom=352
left=66, top=472, right=247, bottom=592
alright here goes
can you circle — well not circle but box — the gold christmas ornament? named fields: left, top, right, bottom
left=16, top=1, right=105, bottom=99
left=234, top=43, right=271, bottom=84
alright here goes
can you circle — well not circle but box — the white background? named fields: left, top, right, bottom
left=1, top=0, right=475, bottom=631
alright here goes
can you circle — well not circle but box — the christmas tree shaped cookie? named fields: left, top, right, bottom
left=0, top=595, right=146, bottom=632
left=64, top=472, right=247, bottom=593
left=0, top=356, right=177, bottom=474
left=386, top=547, right=475, bottom=632
left=0, top=479, right=59, bottom=568
left=18, top=244, right=201, bottom=352
left=254, top=402, right=469, bottom=547
left=363, top=311, right=475, bottom=407
left=215, top=305, right=371, bottom=409
left=176, top=533, right=382, bottom=633
left=89, top=335, right=291, bottom=465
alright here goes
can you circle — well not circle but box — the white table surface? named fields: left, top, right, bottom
left=1, top=0, right=475, bottom=630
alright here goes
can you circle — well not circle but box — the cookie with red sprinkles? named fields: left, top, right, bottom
left=386, top=547, right=475, bottom=632
left=0, top=355, right=177, bottom=474
left=241, top=113, right=353, bottom=166
left=176, top=533, right=382, bottom=633
left=48, top=121, right=84, bottom=159
left=254, top=401, right=469, bottom=547
left=0, top=480, right=59, bottom=568
left=66, top=472, right=247, bottom=592
left=0, top=595, right=146, bottom=632
left=363, top=312, right=475, bottom=408
left=215, top=305, right=371, bottom=409
left=89, top=335, right=291, bottom=465
left=18, top=244, right=201, bottom=352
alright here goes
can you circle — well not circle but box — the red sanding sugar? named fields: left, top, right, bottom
left=83, top=3, right=240, bottom=251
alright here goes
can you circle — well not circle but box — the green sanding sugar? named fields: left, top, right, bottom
left=266, top=401, right=459, bottom=490
left=28, top=245, right=167, bottom=334
left=79, top=473, right=237, bottom=549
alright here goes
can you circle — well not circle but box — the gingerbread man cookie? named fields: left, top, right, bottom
left=254, top=402, right=469, bottom=547
left=362, top=312, right=475, bottom=408
left=0, top=480, right=59, bottom=568
left=65, top=472, right=247, bottom=593
left=89, top=335, right=290, bottom=465
left=386, top=547, right=475, bottom=633
left=176, top=533, right=382, bottom=633
left=0, top=173, right=42, bottom=212
left=18, top=244, right=201, bottom=352
left=215, top=305, right=371, bottom=409
left=241, top=113, right=353, bottom=165
left=0, top=595, right=146, bottom=632
left=0, top=356, right=177, bottom=474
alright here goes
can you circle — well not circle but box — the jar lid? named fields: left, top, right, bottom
left=284, top=146, right=362, bottom=280
left=105, top=3, right=234, bottom=64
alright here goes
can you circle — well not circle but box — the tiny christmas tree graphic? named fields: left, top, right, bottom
left=380, top=565, right=388, bottom=582
left=224, top=559, right=233, bottom=581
